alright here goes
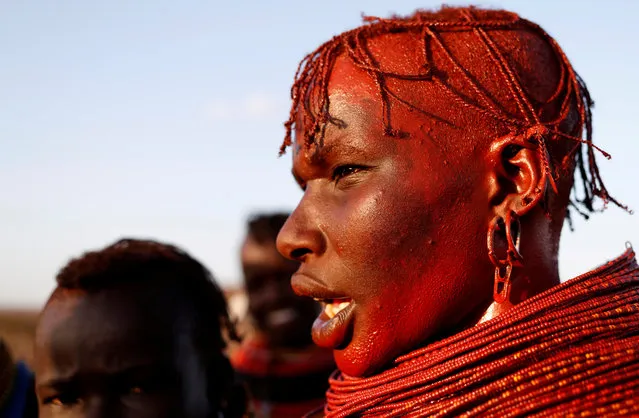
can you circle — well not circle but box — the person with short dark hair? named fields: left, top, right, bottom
left=230, top=213, right=334, bottom=417
left=277, top=6, right=639, bottom=416
left=34, top=238, right=247, bottom=418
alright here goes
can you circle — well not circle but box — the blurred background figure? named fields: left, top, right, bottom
left=0, top=339, right=37, bottom=418
left=34, top=239, right=248, bottom=418
left=230, top=213, right=335, bottom=418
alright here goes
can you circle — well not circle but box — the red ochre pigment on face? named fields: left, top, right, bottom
left=278, top=52, right=497, bottom=376
left=277, top=8, right=625, bottom=378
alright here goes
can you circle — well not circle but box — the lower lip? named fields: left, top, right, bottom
left=312, top=302, right=355, bottom=349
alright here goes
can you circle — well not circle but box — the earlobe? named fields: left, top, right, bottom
left=486, top=134, right=547, bottom=218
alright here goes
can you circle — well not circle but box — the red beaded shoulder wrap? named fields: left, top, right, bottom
left=320, top=248, right=639, bottom=417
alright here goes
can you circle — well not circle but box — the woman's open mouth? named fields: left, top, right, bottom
left=316, top=298, right=352, bottom=319
left=290, top=272, right=355, bottom=349
left=312, top=297, right=355, bottom=349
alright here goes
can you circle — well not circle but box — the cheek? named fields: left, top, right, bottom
left=333, top=187, right=395, bottom=252
left=329, top=175, right=437, bottom=293
left=344, top=163, right=487, bottom=319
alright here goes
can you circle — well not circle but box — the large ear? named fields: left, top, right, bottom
left=485, top=134, right=547, bottom=218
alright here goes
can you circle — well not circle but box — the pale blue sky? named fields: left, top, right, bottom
left=1, top=0, right=637, bottom=307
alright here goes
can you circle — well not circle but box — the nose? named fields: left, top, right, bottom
left=276, top=198, right=326, bottom=262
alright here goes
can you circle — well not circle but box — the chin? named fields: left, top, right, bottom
left=333, top=325, right=421, bottom=377
left=334, top=344, right=388, bottom=378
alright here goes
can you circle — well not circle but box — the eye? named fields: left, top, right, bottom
left=129, top=386, right=144, bottom=395
left=43, top=393, right=81, bottom=408
left=122, top=378, right=166, bottom=397
left=331, top=165, right=366, bottom=183
left=121, top=380, right=152, bottom=396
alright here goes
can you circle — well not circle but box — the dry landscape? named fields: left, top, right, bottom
left=0, top=309, right=39, bottom=365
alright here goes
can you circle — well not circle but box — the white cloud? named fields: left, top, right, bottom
left=207, top=92, right=283, bottom=121
left=208, top=99, right=233, bottom=120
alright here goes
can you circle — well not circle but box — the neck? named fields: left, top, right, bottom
left=325, top=249, right=639, bottom=417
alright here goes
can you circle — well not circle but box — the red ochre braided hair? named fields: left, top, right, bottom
left=280, top=6, right=628, bottom=220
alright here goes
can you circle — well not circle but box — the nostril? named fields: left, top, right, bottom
left=290, top=247, right=312, bottom=261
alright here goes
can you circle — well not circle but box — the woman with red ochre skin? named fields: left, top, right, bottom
left=276, top=6, right=639, bottom=417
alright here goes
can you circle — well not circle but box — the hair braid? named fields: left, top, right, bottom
left=281, top=6, right=628, bottom=219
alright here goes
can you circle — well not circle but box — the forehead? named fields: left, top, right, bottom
left=292, top=57, right=378, bottom=156
left=290, top=28, right=526, bottom=163
left=36, top=285, right=195, bottom=374
left=318, top=33, right=433, bottom=102
left=242, top=235, right=296, bottom=271
left=292, top=34, right=446, bottom=159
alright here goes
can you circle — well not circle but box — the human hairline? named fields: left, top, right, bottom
left=54, top=238, right=239, bottom=349
left=280, top=6, right=628, bottom=221
left=246, top=212, right=290, bottom=244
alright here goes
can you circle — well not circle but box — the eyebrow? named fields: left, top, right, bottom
left=292, top=141, right=368, bottom=186
left=309, top=142, right=339, bottom=165
left=37, top=377, right=74, bottom=390
left=37, top=363, right=168, bottom=390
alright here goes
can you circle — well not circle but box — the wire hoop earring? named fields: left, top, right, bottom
left=487, top=211, right=524, bottom=304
